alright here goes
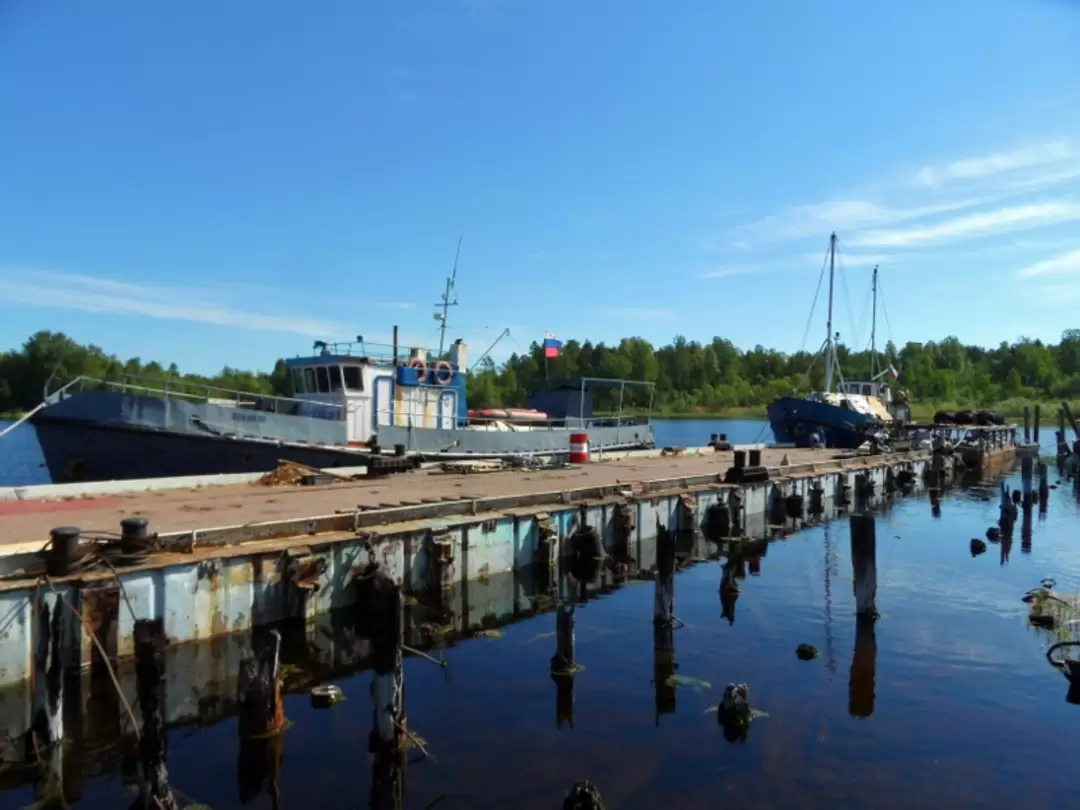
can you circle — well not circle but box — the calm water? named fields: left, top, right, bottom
left=0, top=417, right=770, bottom=486
left=1, top=469, right=1079, bottom=809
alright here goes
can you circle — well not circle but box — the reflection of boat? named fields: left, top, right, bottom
left=767, top=234, right=908, bottom=449
left=29, top=265, right=655, bottom=483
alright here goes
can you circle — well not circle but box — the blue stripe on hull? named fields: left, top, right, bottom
left=31, top=417, right=371, bottom=484
left=766, top=396, right=880, bottom=450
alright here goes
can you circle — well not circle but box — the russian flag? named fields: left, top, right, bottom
left=887, top=363, right=899, bottom=380
left=543, top=331, right=563, bottom=359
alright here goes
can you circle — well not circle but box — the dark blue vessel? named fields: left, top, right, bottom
left=767, top=235, right=902, bottom=450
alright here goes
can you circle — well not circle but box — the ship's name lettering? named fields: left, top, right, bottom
left=231, top=412, right=268, bottom=423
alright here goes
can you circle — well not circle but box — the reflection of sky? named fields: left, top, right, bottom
left=10, top=469, right=1080, bottom=810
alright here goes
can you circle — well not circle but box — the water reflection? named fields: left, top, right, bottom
left=3, top=468, right=1080, bottom=808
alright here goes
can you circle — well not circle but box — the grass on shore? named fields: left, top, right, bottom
left=0, top=411, right=26, bottom=420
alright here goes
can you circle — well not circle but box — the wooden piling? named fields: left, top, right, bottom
left=28, top=598, right=65, bottom=805
left=551, top=603, right=576, bottom=729
left=131, top=619, right=177, bottom=810
left=368, top=573, right=407, bottom=810
left=849, top=513, right=878, bottom=617
left=1023, top=406, right=1031, bottom=443
left=1034, top=405, right=1041, bottom=444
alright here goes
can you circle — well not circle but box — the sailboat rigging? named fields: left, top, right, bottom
left=766, top=233, right=905, bottom=449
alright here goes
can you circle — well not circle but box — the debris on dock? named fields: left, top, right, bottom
left=257, top=460, right=353, bottom=487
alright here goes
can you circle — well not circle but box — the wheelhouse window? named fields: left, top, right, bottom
left=303, top=367, right=316, bottom=394
left=343, top=365, right=363, bottom=391
left=291, top=369, right=305, bottom=394
left=329, top=365, right=344, bottom=391
left=316, top=366, right=330, bottom=393
left=862, top=384, right=872, bottom=396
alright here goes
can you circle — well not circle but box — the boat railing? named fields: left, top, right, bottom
left=50, top=375, right=346, bottom=419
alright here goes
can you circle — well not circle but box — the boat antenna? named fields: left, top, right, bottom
left=869, top=264, right=878, bottom=379
left=436, top=236, right=462, bottom=359
left=824, top=232, right=837, bottom=393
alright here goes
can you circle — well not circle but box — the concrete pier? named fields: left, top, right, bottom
left=0, top=445, right=983, bottom=689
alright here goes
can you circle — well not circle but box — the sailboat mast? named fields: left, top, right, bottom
left=870, top=265, right=878, bottom=378
left=436, top=237, right=462, bottom=359
left=824, top=232, right=836, bottom=393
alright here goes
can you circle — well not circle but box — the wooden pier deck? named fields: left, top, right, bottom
left=0, top=447, right=832, bottom=551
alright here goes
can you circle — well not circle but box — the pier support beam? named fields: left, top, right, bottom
left=849, top=513, right=878, bottom=618
left=131, top=619, right=177, bottom=810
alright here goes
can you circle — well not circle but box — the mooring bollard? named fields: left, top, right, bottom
left=849, top=513, right=878, bottom=617
left=849, top=615, right=878, bottom=719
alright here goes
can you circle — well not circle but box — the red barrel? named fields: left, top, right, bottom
left=569, top=432, right=590, bottom=464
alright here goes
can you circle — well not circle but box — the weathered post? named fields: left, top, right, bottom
left=653, top=520, right=676, bottom=722
left=1023, top=406, right=1031, bottom=444
left=27, top=598, right=65, bottom=806
left=131, top=619, right=177, bottom=810
left=237, top=629, right=285, bottom=807
left=368, top=573, right=407, bottom=810
left=848, top=615, right=878, bottom=718
left=849, top=513, right=878, bottom=618
left=1038, top=460, right=1050, bottom=507
left=1034, top=405, right=1041, bottom=444
left=551, top=603, right=577, bottom=729
left=1020, top=446, right=1035, bottom=510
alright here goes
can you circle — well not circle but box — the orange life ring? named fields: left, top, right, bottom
left=434, top=360, right=454, bottom=385
left=408, top=357, right=427, bottom=382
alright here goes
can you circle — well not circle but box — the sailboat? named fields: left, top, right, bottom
left=767, top=233, right=906, bottom=449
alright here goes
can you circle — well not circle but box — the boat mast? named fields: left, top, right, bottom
left=824, top=232, right=837, bottom=393
left=435, top=237, right=462, bottom=359
left=870, top=264, right=878, bottom=379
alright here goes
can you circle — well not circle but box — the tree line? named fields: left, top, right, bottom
left=3, top=329, right=1079, bottom=417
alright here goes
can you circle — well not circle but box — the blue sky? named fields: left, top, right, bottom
left=1, top=0, right=1079, bottom=375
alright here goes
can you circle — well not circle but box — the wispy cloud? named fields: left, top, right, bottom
left=375, top=301, right=416, bottom=310
left=849, top=201, right=1080, bottom=248
left=1016, top=247, right=1080, bottom=279
left=601, top=307, right=676, bottom=321
left=913, top=139, right=1074, bottom=188
left=0, top=269, right=352, bottom=337
left=719, top=196, right=994, bottom=247
left=696, top=264, right=768, bottom=279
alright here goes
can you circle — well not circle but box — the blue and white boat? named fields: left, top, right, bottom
left=25, top=270, right=655, bottom=483
left=767, top=234, right=906, bottom=449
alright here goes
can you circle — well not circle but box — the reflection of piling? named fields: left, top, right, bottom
left=848, top=615, right=877, bottom=719
left=551, top=604, right=577, bottom=730
left=653, top=521, right=676, bottom=721
left=368, top=574, right=406, bottom=810
left=1038, top=460, right=1050, bottom=511
left=719, top=556, right=740, bottom=625
left=849, top=514, right=878, bottom=617
left=131, top=619, right=177, bottom=810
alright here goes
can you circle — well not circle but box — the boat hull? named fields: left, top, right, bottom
left=30, top=414, right=373, bottom=483
left=767, top=396, right=881, bottom=450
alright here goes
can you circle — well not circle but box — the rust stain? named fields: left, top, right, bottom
left=211, top=608, right=227, bottom=636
